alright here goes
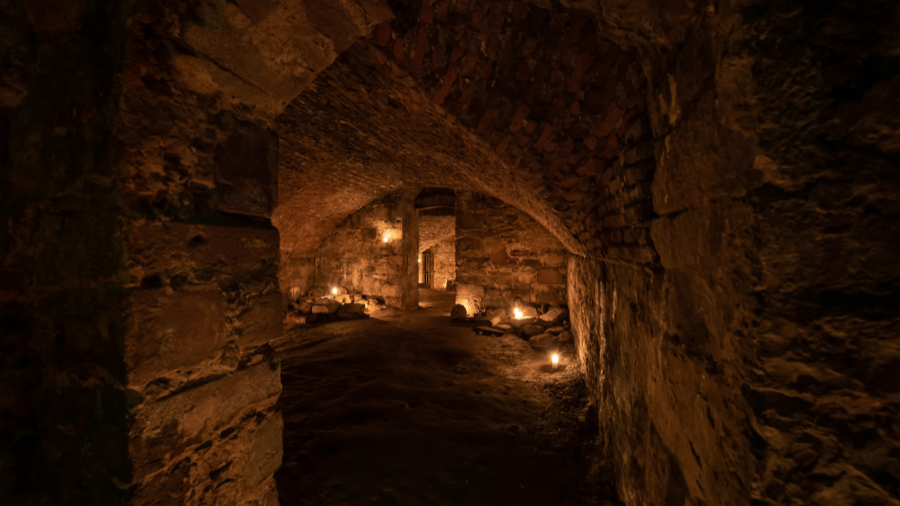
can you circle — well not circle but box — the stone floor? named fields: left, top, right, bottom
left=272, top=289, right=619, bottom=506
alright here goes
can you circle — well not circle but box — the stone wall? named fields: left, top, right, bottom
left=455, top=191, right=567, bottom=314
left=564, top=1, right=900, bottom=506
left=3, top=1, right=897, bottom=506
left=419, top=215, right=456, bottom=289
left=315, top=193, right=419, bottom=308
left=0, top=0, right=390, bottom=503
left=429, top=237, right=456, bottom=290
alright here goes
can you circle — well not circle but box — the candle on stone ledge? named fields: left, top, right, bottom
left=332, top=287, right=338, bottom=296
left=552, top=354, right=559, bottom=370
left=513, top=307, right=523, bottom=319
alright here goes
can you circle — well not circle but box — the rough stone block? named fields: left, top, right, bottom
left=131, top=358, right=281, bottom=479
left=537, top=268, right=564, bottom=285
left=214, top=122, right=278, bottom=217
left=522, top=324, right=544, bottom=337
left=337, top=303, right=366, bottom=318
left=125, top=289, right=227, bottom=387
left=529, top=333, right=558, bottom=351
left=239, top=292, right=284, bottom=349
left=125, top=219, right=279, bottom=285
left=241, top=412, right=283, bottom=491
left=475, top=326, right=505, bottom=336
left=312, top=300, right=341, bottom=313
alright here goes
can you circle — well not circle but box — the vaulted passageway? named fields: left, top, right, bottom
left=1, top=1, right=898, bottom=506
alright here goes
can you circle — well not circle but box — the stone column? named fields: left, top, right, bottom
left=399, top=190, right=420, bottom=310
left=454, top=191, right=486, bottom=314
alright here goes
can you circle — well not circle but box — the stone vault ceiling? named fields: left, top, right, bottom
left=273, top=0, right=654, bottom=263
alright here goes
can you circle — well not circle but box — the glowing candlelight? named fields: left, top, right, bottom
left=552, top=354, right=559, bottom=369
left=513, top=307, right=523, bottom=319
left=332, top=287, right=338, bottom=295
left=383, top=236, right=389, bottom=243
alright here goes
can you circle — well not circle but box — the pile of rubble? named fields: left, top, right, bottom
left=284, top=286, right=386, bottom=325
left=451, top=303, right=573, bottom=352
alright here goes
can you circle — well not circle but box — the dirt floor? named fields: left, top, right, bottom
left=273, top=289, right=620, bottom=506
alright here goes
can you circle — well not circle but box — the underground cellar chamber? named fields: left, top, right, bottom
left=1, top=0, right=898, bottom=505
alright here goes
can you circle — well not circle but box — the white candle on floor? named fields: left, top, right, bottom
left=552, top=354, right=559, bottom=370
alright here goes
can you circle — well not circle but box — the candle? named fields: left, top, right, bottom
left=332, top=287, right=338, bottom=295
left=552, top=354, right=559, bottom=370
left=513, top=307, right=523, bottom=319
left=383, top=236, right=389, bottom=243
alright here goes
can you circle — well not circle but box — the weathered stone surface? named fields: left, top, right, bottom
left=240, top=292, right=285, bottom=349
left=529, top=333, right=558, bottom=351
left=450, top=304, right=468, bottom=320
left=522, top=325, right=545, bottom=337
left=475, top=326, right=505, bottom=336
left=419, top=212, right=456, bottom=289
left=509, top=316, right=536, bottom=328
left=485, top=307, right=508, bottom=320
left=312, top=300, right=341, bottom=314
left=214, top=122, right=278, bottom=217
left=309, top=191, right=420, bottom=309
left=399, top=189, right=421, bottom=310
left=456, top=192, right=568, bottom=312
left=539, top=306, right=569, bottom=325
left=557, top=330, right=572, bottom=343
left=177, top=0, right=392, bottom=119
left=284, top=314, right=310, bottom=325
left=547, top=326, right=565, bottom=335
left=125, top=289, right=228, bottom=387
left=337, top=303, right=366, bottom=319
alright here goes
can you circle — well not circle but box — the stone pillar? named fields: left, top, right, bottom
left=399, top=191, right=420, bottom=310
left=119, top=113, right=284, bottom=505
left=454, top=191, right=486, bottom=314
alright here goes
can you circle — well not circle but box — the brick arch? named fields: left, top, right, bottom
left=274, top=0, right=657, bottom=289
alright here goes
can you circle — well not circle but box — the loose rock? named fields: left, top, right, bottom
left=312, top=300, right=341, bottom=314
left=522, top=325, right=545, bottom=337
left=509, top=316, right=536, bottom=328
left=337, top=303, right=367, bottom=319
left=539, top=306, right=568, bottom=325
left=529, top=333, right=558, bottom=351
left=450, top=304, right=467, bottom=320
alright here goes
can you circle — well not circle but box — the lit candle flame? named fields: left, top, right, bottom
left=513, top=307, right=523, bottom=319
left=383, top=236, right=389, bottom=243
left=332, top=287, right=338, bottom=295
left=552, top=354, right=559, bottom=369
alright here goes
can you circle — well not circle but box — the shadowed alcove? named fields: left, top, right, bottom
left=1, top=0, right=898, bottom=506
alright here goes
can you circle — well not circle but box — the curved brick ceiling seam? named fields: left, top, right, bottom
left=273, top=0, right=654, bottom=262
